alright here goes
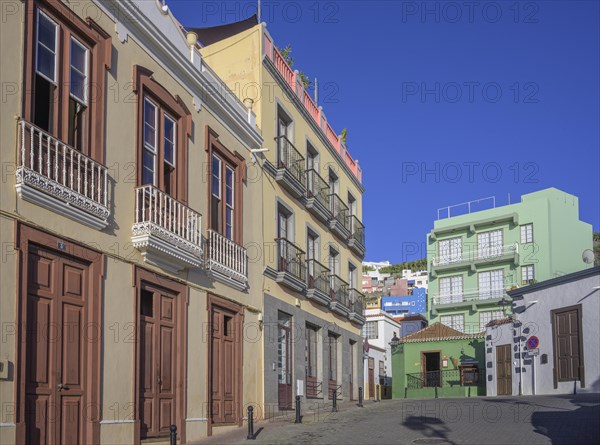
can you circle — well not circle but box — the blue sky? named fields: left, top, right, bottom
left=169, top=0, right=600, bottom=263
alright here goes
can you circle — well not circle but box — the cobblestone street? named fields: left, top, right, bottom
left=194, top=394, right=600, bottom=445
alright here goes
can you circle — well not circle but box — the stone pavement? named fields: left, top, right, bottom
left=190, top=394, right=600, bottom=445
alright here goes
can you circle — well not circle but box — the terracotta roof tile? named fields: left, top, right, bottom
left=400, top=322, right=484, bottom=343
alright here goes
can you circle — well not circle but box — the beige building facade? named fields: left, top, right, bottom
left=0, top=1, right=266, bottom=443
left=198, top=17, right=367, bottom=410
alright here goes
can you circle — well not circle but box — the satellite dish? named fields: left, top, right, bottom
left=582, top=249, right=595, bottom=264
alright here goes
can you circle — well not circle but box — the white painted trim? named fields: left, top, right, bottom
left=99, top=419, right=135, bottom=425
left=185, top=418, right=208, bottom=422
left=0, top=423, right=16, bottom=428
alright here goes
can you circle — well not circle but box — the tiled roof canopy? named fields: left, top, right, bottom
left=400, top=322, right=484, bottom=343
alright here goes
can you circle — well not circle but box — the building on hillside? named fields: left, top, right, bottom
left=195, top=16, right=366, bottom=410
left=391, top=323, right=486, bottom=399
left=362, top=274, right=384, bottom=294
left=392, top=314, right=429, bottom=338
left=363, top=260, right=392, bottom=282
left=362, top=309, right=401, bottom=399
left=381, top=288, right=427, bottom=317
left=485, top=266, right=600, bottom=396
left=389, top=278, right=409, bottom=295
left=427, top=188, right=594, bottom=334
left=402, top=269, right=429, bottom=291
left=0, top=1, right=265, bottom=443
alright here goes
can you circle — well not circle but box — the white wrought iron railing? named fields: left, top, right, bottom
left=133, top=185, right=202, bottom=255
left=206, top=229, right=248, bottom=282
left=432, top=243, right=518, bottom=266
left=16, top=119, right=109, bottom=220
left=477, top=243, right=518, bottom=260
left=431, top=287, right=510, bottom=305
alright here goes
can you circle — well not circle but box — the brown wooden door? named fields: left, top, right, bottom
left=139, top=286, right=177, bottom=438
left=349, top=341, right=354, bottom=401
left=496, top=344, right=512, bottom=395
left=305, top=326, right=318, bottom=398
left=211, top=307, right=238, bottom=423
left=278, top=322, right=293, bottom=409
left=25, top=246, right=89, bottom=445
left=368, top=357, right=375, bottom=399
left=554, top=308, right=582, bottom=382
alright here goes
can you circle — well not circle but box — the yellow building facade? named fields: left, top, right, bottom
left=199, top=19, right=366, bottom=410
left=0, top=1, right=267, bottom=443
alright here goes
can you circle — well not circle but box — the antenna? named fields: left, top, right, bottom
left=314, top=77, right=319, bottom=106
left=582, top=249, right=595, bottom=264
left=258, top=0, right=261, bottom=23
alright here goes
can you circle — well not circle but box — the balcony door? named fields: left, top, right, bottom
left=307, top=232, right=318, bottom=285
left=210, top=153, right=236, bottom=240
left=479, top=269, right=504, bottom=300
left=306, top=148, right=319, bottom=195
left=278, top=312, right=293, bottom=410
left=277, top=113, right=292, bottom=168
left=327, top=334, right=338, bottom=399
left=278, top=208, right=291, bottom=272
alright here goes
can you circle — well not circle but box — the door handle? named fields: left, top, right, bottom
left=58, top=383, right=68, bottom=391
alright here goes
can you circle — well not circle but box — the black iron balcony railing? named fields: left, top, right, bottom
left=307, top=258, right=330, bottom=294
left=348, top=215, right=365, bottom=246
left=349, top=288, right=365, bottom=314
left=275, top=136, right=305, bottom=186
left=306, top=168, right=329, bottom=208
left=329, top=274, right=350, bottom=309
left=329, top=193, right=350, bottom=230
left=406, top=369, right=482, bottom=389
left=276, top=237, right=306, bottom=281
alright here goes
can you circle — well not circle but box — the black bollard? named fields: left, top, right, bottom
left=358, top=387, right=364, bottom=407
left=404, top=386, right=408, bottom=399
left=332, top=389, right=338, bottom=412
left=468, top=386, right=471, bottom=398
left=295, top=396, right=302, bottom=424
left=170, top=424, right=177, bottom=445
left=376, top=384, right=380, bottom=402
left=435, top=386, right=438, bottom=398
left=573, top=380, right=577, bottom=395
left=247, top=406, right=255, bottom=440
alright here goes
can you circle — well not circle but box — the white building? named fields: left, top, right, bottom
left=362, top=261, right=392, bottom=283
left=401, top=269, right=429, bottom=291
left=485, top=266, right=600, bottom=396
left=361, top=309, right=401, bottom=399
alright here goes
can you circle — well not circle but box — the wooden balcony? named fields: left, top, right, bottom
left=206, top=229, right=248, bottom=290
left=131, top=185, right=203, bottom=272
left=15, top=119, right=109, bottom=229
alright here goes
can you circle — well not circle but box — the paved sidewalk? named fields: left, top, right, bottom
left=190, top=394, right=600, bottom=445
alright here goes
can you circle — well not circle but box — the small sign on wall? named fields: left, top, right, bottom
left=442, top=359, right=448, bottom=368
left=297, top=379, right=304, bottom=397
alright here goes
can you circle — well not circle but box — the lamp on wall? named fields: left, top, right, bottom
left=257, top=312, right=263, bottom=330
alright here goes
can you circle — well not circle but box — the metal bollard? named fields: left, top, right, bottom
left=170, top=424, right=177, bottom=445
left=332, top=389, right=338, bottom=412
left=468, top=386, right=471, bottom=398
left=376, top=384, right=380, bottom=402
left=573, top=380, right=577, bottom=395
left=295, top=396, right=302, bottom=424
left=247, top=406, right=255, bottom=440
left=404, top=386, right=408, bottom=399
left=358, top=387, right=364, bottom=407
left=435, top=386, right=438, bottom=398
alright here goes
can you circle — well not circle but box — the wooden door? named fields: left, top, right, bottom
left=25, top=246, right=89, bottom=445
left=305, top=326, right=318, bottom=398
left=368, top=357, right=375, bottom=400
left=139, top=286, right=177, bottom=438
left=278, top=320, right=293, bottom=410
left=496, top=344, right=512, bottom=395
left=554, top=308, right=582, bottom=382
left=349, top=341, right=354, bottom=401
left=210, top=307, right=237, bottom=424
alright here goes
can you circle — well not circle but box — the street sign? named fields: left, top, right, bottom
left=527, top=335, right=540, bottom=350
left=528, top=348, right=539, bottom=356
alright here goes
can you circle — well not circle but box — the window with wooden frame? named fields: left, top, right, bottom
left=133, top=66, right=191, bottom=202
left=206, top=128, right=245, bottom=243
left=23, top=0, right=111, bottom=161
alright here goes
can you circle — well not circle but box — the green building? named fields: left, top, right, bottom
left=392, top=188, right=593, bottom=398
left=427, top=188, right=593, bottom=333
left=391, top=323, right=486, bottom=399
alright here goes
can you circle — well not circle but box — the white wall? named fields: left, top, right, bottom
left=485, top=271, right=600, bottom=396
